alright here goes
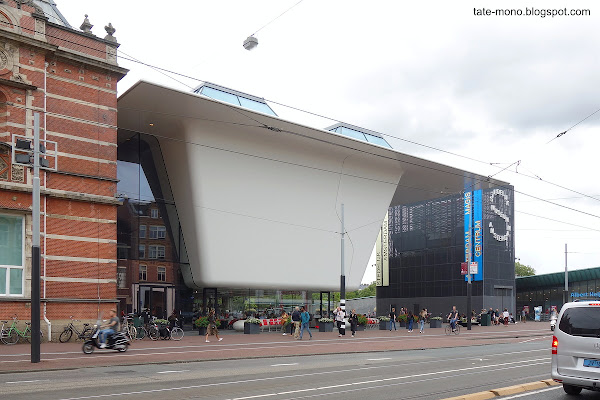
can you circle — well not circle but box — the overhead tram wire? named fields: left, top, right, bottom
left=248, top=0, right=306, bottom=37
left=516, top=210, right=600, bottom=233
left=12, top=20, right=600, bottom=221
left=15, top=17, right=600, bottom=206
left=547, top=105, right=600, bottom=144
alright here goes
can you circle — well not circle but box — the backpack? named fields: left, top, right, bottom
left=308, top=313, right=312, bottom=321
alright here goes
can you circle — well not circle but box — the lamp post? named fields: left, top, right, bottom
left=564, top=243, right=568, bottom=305
left=340, top=203, right=346, bottom=328
left=11, top=112, right=57, bottom=363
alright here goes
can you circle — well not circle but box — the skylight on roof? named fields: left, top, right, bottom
left=326, top=124, right=392, bottom=149
left=194, top=83, right=277, bottom=116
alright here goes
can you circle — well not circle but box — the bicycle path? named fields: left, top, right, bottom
left=0, top=322, right=551, bottom=374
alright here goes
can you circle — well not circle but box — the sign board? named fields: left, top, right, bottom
left=469, top=262, right=478, bottom=275
left=375, top=212, right=389, bottom=287
left=523, top=305, right=529, bottom=313
left=461, top=262, right=468, bottom=275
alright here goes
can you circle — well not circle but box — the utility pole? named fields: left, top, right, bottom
left=564, top=243, right=568, bottom=306
left=467, top=272, right=472, bottom=331
left=340, top=204, right=346, bottom=328
left=31, top=113, right=41, bottom=363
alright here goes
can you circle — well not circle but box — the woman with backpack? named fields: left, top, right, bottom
left=407, top=310, right=414, bottom=333
left=348, top=309, right=358, bottom=337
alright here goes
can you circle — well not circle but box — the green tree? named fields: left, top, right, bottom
left=515, top=261, right=535, bottom=277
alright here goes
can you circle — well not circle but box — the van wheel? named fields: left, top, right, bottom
left=563, top=384, right=582, bottom=395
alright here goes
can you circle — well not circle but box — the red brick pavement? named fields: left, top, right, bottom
left=0, top=322, right=551, bottom=374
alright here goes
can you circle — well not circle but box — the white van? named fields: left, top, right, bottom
left=551, top=300, right=600, bottom=394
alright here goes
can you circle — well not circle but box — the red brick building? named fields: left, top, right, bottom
left=0, top=1, right=127, bottom=329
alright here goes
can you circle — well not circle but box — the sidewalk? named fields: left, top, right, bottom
left=0, top=321, right=551, bottom=374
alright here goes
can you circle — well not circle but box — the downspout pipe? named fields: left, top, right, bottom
left=42, top=61, right=51, bottom=341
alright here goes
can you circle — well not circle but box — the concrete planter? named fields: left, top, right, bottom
left=399, top=321, right=407, bottom=328
left=318, top=322, right=334, bottom=332
left=197, top=326, right=207, bottom=335
left=244, top=322, right=260, bottom=334
left=356, top=325, right=366, bottom=331
left=429, top=320, right=442, bottom=328
left=379, top=321, right=390, bottom=330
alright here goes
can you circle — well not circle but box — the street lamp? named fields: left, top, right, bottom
left=11, top=112, right=57, bottom=363
left=243, top=35, right=258, bottom=50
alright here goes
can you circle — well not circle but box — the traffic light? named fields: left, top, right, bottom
left=11, top=134, right=57, bottom=171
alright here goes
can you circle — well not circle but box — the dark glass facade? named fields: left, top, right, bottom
left=377, top=187, right=515, bottom=318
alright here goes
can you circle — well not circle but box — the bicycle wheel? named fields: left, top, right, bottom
left=170, top=326, right=184, bottom=341
left=454, top=325, right=461, bottom=335
left=135, top=327, right=146, bottom=340
left=444, top=325, right=451, bottom=335
left=2, top=329, right=18, bottom=345
left=59, top=329, right=73, bottom=343
left=24, top=329, right=42, bottom=343
left=148, top=325, right=159, bottom=340
left=126, top=326, right=137, bottom=340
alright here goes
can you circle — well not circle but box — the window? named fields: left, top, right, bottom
left=117, top=246, right=128, bottom=260
left=139, top=225, right=146, bottom=239
left=139, top=265, right=147, bottom=281
left=117, top=267, right=127, bottom=289
left=138, top=245, right=145, bottom=259
left=150, top=209, right=159, bottom=218
left=157, top=266, right=166, bottom=282
left=149, top=226, right=166, bottom=239
left=559, top=307, right=600, bottom=337
left=0, top=214, right=24, bottom=296
left=148, top=245, right=165, bottom=259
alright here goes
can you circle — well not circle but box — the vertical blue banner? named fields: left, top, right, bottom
left=472, top=190, right=483, bottom=281
left=463, top=192, right=472, bottom=274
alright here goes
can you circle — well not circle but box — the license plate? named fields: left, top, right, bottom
left=583, top=359, right=600, bottom=368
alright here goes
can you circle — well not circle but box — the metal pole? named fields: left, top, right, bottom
left=564, top=243, right=568, bottom=306
left=467, top=273, right=472, bottom=330
left=340, top=204, right=346, bottom=329
left=31, top=113, right=41, bottom=363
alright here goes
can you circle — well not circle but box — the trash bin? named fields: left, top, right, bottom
left=480, top=313, right=491, bottom=326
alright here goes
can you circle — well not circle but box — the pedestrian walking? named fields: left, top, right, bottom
left=298, top=307, right=312, bottom=340
left=334, top=306, right=346, bottom=337
left=349, top=309, right=358, bottom=337
left=205, top=308, right=222, bottom=343
left=407, top=310, right=414, bottom=332
left=281, top=311, right=290, bottom=335
left=419, top=308, right=427, bottom=333
left=502, top=308, right=509, bottom=326
left=389, top=307, right=397, bottom=331
left=521, top=308, right=526, bottom=323
left=291, top=306, right=301, bottom=339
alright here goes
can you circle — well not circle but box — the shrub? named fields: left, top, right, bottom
left=397, top=314, right=408, bottom=322
left=319, top=318, right=334, bottom=323
left=430, top=316, right=442, bottom=320
left=245, top=317, right=262, bottom=324
left=357, top=314, right=368, bottom=326
left=378, top=316, right=390, bottom=321
left=155, top=319, right=169, bottom=325
left=194, top=317, right=221, bottom=328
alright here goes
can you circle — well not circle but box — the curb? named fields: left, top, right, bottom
left=442, top=380, right=559, bottom=400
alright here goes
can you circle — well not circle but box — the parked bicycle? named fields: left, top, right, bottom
left=121, top=316, right=137, bottom=341
left=1, top=316, right=43, bottom=345
left=59, top=316, right=93, bottom=343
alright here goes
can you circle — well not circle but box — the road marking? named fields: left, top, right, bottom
left=6, top=379, right=50, bottom=384
left=519, top=336, right=549, bottom=344
left=157, top=370, right=189, bottom=374
left=367, top=358, right=391, bottom=361
left=56, top=358, right=550, bottom=400
left=271, top=363, right=298, bottom=367
left=496, top=386, right=560, bottom=399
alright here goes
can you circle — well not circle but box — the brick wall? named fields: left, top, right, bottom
left=0, top=2, right=127, bottom=324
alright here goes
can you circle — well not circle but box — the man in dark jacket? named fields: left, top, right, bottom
left=389, top=307, right=397, bottom=331
left=291, top=306, right=301, bottom=339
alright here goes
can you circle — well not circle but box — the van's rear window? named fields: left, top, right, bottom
left=559, top=308, right=600, bottom=337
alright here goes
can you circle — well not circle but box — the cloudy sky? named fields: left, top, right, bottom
left=55, top=0, right=600, bottom=281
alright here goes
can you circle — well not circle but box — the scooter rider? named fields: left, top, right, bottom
left=99, top=309, right=119, bottom=348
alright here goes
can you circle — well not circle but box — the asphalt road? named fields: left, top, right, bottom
left=0, top=340, right=552, bottom=400
left=496, top=385, right=600, bottom=400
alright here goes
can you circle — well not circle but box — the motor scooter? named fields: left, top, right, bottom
left=82, top=327, right=130, bottom=354
left=550, top=315, right=557, bottom=331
